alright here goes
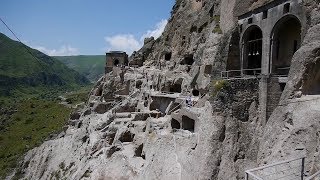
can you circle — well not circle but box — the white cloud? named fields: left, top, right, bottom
left=104, top=34, right=141, bottom=55
left=140, top=19, right=168, bottom=41
left=34, top=45, right=79, bottom=56
left=104, top=19, right=168, bottom=55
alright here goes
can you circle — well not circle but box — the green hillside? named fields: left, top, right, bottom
left=55, top=55, right=105, bottom=82
left=0, top=33, right=90, bottom=97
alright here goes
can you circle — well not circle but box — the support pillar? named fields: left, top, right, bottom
left=259, top=32, right=271, bottom=126
left=240, top=43, right=244, bottom=76
left=259, top=75, right=268, bottom=125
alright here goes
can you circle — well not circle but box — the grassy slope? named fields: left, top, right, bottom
left=55, top=55, right=105, bottom=82
left=0, top=85, right=92, bottom=179
left=0, top=33, right=90, bottom=96
left=0, top=99, right=72, bottom=179
left=0, top=33, right=93, bottom=178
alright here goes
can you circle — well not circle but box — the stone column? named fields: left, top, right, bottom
left=259, top=31, right=271, bottom=125
left=261, top=31, right=270, bottom=75
left=259, top=76, right=268, bottom=125
left=240, top=42, right=244, bottom=76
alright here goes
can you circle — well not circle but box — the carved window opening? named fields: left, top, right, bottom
left=283, top=3, right=290, bottom=14
left=171, top=119, right=181, bottom=129
left=182, top=116, right=195, bottom=132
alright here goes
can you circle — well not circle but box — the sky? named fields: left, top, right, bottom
left=0, top=0, right=174, bottom=56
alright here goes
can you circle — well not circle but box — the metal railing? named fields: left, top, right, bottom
left=245, top=156, right=306, bottom=180
left=273, top=67, right=290, bottom=77
left=221, top=68, right=262, bottom=79
left=221, top=67, right=291, bottom=79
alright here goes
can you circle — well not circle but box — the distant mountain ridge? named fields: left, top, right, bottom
left=54, top=55, right=105, bottom=82
left=0, top=33, right=90, bottom=96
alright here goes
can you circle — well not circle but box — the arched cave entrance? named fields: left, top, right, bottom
left=192, top=89, right=200, bottom=96
left=271, top=16, right=301, bottom=76
left=242, top=26, right=263, bottom=75
left=114, top=59, right=120, bottom=66
left=180, top=54, right=194, bottom=66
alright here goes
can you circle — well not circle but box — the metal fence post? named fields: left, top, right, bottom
left=301, top=157, right=305, bottom=180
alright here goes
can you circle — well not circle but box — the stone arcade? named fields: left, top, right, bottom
left=224, top=0, right=305, bottom=122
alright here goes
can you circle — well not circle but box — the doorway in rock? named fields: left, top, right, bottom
left=165, top=52, right=172, bottom=61
left=271, top=16, right=301, bottom=76
left=114, top=59, right=120, bottom=66
left=242, top=26, right=263, bottom=75
left=192, top=89, right=200, bottom=96
left=182, top=115, right=195, bottom=132
left=171, top=119, right=181, bottom=129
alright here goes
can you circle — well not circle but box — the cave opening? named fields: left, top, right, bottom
left=283, top=3, right=290, bottom=14
left=114, top=59, right=120, bottom=66
left=192, top=89, right=200, bottom=96
left=185, top=54, right=194, bottom=65
left=119, top=131, right=135, bottom=142
left=171, top=119, right=181, bottom=129
left=182, top=115, right=195, bottom=132
left=95, top=86, right=103, bottom=96
left=165, top=52, right=172, bottom=61
left=180, top=54, right=194, bottom=66
left=134, top=144, right=145, bottom=159
left=204, top=65, right=212, bottom=75
left=170, top=83, right=182, bottom=93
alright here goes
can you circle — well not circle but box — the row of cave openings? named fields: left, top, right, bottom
left=171, top=116, right=195, bottom=132
left=164, top=52, right=195, bottom=72
left=164, top=52, right=213, bottom=75
left=238, top=14, right=320, bottom=94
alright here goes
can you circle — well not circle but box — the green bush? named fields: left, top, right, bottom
left=213, top=25, right=222, bottom=34
left=211, top=80, right=228, bottom=97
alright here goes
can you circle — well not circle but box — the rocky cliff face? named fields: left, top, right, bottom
left=11, top=0, right=320, bottom=179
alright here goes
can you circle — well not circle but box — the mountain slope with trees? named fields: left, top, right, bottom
left=0, top=33, right=90, bottom=97
left=55, top=55, right=105, bottom=82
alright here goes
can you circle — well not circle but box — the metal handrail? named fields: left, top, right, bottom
left=167, top=98, right=185, bottom=115
left=245, top=156, right=306, bottom=180
left=245, top=171, right=263, bottom=180
left=276, top=67, right=290, bottom=70
left=247, top=156, right=305, bottom=172
left=167, top=93, right=206, bottom=115
left=221, top=68, right=262, bottom=79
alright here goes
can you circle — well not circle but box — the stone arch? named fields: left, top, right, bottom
left=270, top=15, right=301, bottom=75
left=241, top=25, right=263, bottom=75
